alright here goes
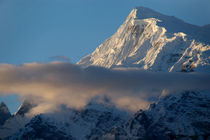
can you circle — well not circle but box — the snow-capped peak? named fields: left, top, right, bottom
left=78, top=7, right=210, bottom=72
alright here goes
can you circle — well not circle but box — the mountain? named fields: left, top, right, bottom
left=77, top=6, right=210, bottom=140
left=15, top=100, right=37, bottom=116
left=132, top=7, right=210, bottom=44
left=0, top=102, right=11, bottom=126
left=6, top=115, right=74, bottom=140
left=78, top=7, right=210, bottom=72
left=5, top=97, right=129, bottom=140
left=1, top=7, right=210, bottom=140
left=99, top=91, right=210, bottom=140
left=0, top=100, right=36, bottom=139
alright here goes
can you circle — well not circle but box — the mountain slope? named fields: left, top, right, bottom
left=133, top=7, right=210, bottom=43
left=15, top=100, right=36, bottom=116
left=99, top=91, right=210, bottom=140
left=0, top=102, right=11, bottom=126
left=0, top=100, right=36, bottom=139
left=78, top=7, right=210, bottom=72
left=5, top=98, right=129, bottom=140
left=78, top=7, right=210, bottom=140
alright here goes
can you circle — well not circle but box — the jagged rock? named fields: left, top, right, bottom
left=0, top=102, right=11, bottom=125
left=15, top=100, right=37, bottom=116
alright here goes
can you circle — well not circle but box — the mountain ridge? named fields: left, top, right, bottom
left=132, top=7, right=210, bottom=43
left=78, top=7, right=210, bottom=72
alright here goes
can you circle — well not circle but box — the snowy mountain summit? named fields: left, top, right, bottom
left=78, top=7, right=210, bottom=72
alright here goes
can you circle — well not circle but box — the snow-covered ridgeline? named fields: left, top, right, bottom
left=78, top=8, right=210, bottom=72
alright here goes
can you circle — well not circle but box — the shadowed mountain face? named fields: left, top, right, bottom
left=1, top=7, right=210, bottom=140
left=99, top=91, right=210, bottom=140
left=4, top=98, right=129, bottom=140
left=0, top=100, right=37, bottom=139
left=15, top=100, right=37, bottom=116
left=0, top=102, right=11, bottom=125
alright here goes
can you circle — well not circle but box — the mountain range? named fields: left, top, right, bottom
left=0, top=7, right=210, bottom=140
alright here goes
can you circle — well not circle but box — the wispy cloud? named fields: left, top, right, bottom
left=49, top=56, right=70, bottom=62
left=0, top=62, right=209, bottom=112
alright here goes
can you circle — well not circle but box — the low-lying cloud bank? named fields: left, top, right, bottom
left=0, top=62, right=209, bottom=112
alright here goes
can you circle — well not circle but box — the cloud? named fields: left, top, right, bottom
left=49, top=56, right=70, bottom=62
left=0, top=62, right=209, bottom=112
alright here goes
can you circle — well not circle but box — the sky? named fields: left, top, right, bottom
left=0, top=0, right=210, bottom=113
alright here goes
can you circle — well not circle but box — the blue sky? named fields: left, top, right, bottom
left=0, top=0, right=210, bottom=113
